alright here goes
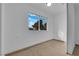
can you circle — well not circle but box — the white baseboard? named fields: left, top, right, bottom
left=53, top=36, right=66, bottom=42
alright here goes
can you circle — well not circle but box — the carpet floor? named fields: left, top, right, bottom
left=7, top=39, right=69, bottom=56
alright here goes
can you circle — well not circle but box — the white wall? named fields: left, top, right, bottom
left=74, top=4, right=79, bottom=45
left=2, top=3, right=54, bottom=54
left=53, top=12, right=67, bottom=42
left=0, top=3, right=1, bottom=55
left=1, top=3, right=67, bottom=55
left=67, top=4, right=75, bottom=54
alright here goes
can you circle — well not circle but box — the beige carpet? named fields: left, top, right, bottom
left=7, top=39, right=68, bottom=56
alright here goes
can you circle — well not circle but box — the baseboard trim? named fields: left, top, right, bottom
left=5, top=39, right=64, bottom=56
left=53, top=39, right=65, bottom=42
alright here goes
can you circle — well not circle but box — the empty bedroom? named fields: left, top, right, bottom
left=0, top=3, right=77, bottom=56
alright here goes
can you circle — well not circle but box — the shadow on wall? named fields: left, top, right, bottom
left=58, top=30, right=65, bottom=41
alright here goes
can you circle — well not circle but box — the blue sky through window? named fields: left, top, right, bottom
left=28, top=12, right=47, bottom=30
left=28, top=13, right=38, bottom=28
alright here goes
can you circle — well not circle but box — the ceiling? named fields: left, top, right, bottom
left=27, top=3, right=66, bottom=16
